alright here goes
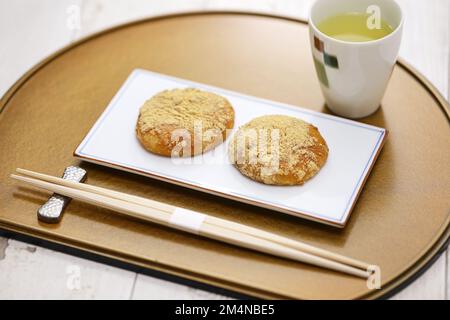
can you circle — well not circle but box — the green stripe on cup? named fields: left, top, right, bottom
left=324, top=53, right=339, bottom=68
left=313, top=57, right=329, bottom=87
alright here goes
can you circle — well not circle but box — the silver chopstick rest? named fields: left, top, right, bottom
left=37, top=166, right=87, bottom=223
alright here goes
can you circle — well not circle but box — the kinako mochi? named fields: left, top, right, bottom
left=228, top=115, right=328, bottom=185
left=136, top=88, right=235, bottom=157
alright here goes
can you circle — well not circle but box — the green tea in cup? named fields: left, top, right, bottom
left=317, top=12, right=394, bottom=42
left=309, top=0, right=403, bottom=118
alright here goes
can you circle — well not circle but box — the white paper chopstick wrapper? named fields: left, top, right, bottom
left=169, top=208, right=206, bottom=233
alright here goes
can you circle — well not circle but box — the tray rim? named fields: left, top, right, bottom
left=1, top=10, right=449, bottom=300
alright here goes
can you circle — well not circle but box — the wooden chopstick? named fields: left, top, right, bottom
left=11, top=172, right=371, bottom=278
left=16, top=168, right=371, bottom=271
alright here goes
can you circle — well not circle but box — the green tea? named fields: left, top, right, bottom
left=317, top=12, right=394, bottom=42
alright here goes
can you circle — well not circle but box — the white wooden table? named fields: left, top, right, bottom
left=0, top=0, right=448, bottom=300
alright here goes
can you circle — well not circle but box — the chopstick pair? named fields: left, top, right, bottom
left=11, top=168, right=372, bottom=278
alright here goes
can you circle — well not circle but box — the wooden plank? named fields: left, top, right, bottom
left=78, top=0, right=207, bottom=34
left=447, top=249, right=449, bottom=300
left=390, top=254, right=447, bottom=300
left=0, top=236, right=8, bottom=260
left=0, top=0, right=83, bottom=97
left=396, top=0, right=449, bottom=97
left=77, top=0, right=314, bottom=36
left=0, top=239, right=136, bottom=299
left=131, top=274, right=231, bottom=300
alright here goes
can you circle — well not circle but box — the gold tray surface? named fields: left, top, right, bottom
left=0, top=12, right=449, bottom=299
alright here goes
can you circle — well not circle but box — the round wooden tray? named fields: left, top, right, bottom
left=0, top=12, right=449, bottom=299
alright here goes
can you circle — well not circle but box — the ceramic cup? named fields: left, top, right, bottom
left=309, top=0, right=403, bottom=118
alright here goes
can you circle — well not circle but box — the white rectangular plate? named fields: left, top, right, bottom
left=75, top=69, right=387, bottom=227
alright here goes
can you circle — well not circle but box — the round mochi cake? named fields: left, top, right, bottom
left=228, top=115, right=329, bottom=185
left=136, top=88, right=235, bottom=157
